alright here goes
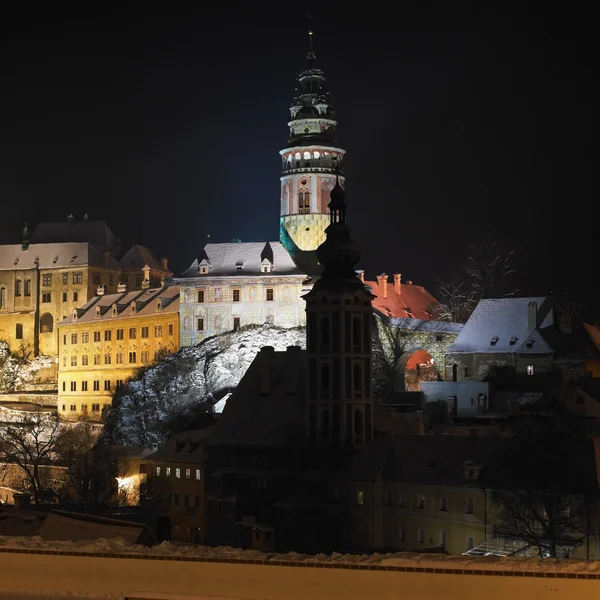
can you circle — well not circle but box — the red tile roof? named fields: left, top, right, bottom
left=364, top=276, right=440, bottom=320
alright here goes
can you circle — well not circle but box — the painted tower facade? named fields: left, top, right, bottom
left=279, top=34, right=345, bottom=262
left=304, top=179, right=374, bottom=448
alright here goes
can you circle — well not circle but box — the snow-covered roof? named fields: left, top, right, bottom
left=142, top=428, right=212, bottom=464
left=179, top=241, right=304, bottom=278
left=207, top=346, right=307, bottom=447
left=119, top=244, right=168, bottom=273
left=57, top=285, right=180, bottom=326
left=375, top=311, right=464, bottom=334
left=0, top=242, right=120, bottom=271
left=447, top=297, right=554, bottom=354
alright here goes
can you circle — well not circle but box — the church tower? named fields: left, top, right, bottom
left=304, top=176, right=374, bottom=448
left=279, top=31, right=346, bottom=266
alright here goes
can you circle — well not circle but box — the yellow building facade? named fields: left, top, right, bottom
left=57, top=284, right=180, bottom=421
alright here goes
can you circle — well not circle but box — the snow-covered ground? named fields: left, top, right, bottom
left=1, top=534, right=599, bottom=575
left=103, top=325, right=305, bottom=446
left=0, top=342, right=56, bottom=392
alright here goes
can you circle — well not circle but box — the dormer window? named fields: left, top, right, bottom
left=95, top=306, right=101, bottom=318
left=261, top=259, right=273, bottom=273
left=235, top=261, right=244, bottom=270
left=71, top=255, right=78, bottom=262
left=112, top=304, right=117, bottom=317
left=526, top=339, right=534, bottom=348
left=463, top=461, right=483, bottom=481
left=13, top=258, right=18, bottom=265
left=490, top=336, right=499, bottom=346
left=199, top=259, right=210, bottom=275
left=509, top=335, right=518, bottom=345
left=53, top=256, right=58, bottom=263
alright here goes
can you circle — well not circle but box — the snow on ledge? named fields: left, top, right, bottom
left=0, top=535, right=599, bottom=575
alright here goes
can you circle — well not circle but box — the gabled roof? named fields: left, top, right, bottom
left=206, top=346, right=307, bottom=447
left=142, top=428, right=213, bottom=464
left=57, top=285, right=180, bottom=325
left=343, top=433, right=596, bottom=494
left=179, top=242, right=304, bottom=278
left=119, top=244, right=169, bottom=273
left=447, top=297, right=554, bottom=354
left=0, top=242, right=120, bottom=271
left=365, top=278, right=440, bottom=321
left=30, top=219, right=117, bottom=251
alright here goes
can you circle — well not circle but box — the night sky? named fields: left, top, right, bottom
left=0, top=4, right=597, bottom=312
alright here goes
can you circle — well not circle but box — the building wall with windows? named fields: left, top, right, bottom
left=177, top=242, right=307, bottom=347
left=56, top=285, right=180, bottom=421
left=140, top=430, right=210, bottom=544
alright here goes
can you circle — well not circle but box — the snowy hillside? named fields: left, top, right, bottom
left=0, top=341, right=56, bottom=392
left=103, top=325, right=306, bottom=446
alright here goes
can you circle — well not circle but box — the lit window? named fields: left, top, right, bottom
left=185, top=468, right=191, bottom=480
left=175, top=468, right=181, bottom=479
left=195, top=469, right=201, bottom=480
left=116, top=352, right=124, bottom=364
left=154, top=325, right=163, bottom=337
left=165, top=467, right=171, bottom=477
left=156, top=467, right=161, bottom=477
left=527, top=364, right=535, bottom=376
left=141, top=351, right=149, bottom=363
left=356, top=490, right=364, bottom=505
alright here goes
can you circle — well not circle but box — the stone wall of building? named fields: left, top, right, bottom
left=179, top=278, right=306, bottom=347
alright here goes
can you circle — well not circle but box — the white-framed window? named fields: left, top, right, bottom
left=527, top=364, right=535, bottom=375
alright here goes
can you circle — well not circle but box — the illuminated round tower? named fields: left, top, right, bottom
left=279, top=31, right=345, bottom=264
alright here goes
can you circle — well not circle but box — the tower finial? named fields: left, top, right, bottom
left=306, top=14, right=316, bottom=66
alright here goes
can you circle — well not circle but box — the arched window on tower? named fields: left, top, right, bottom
left=354, top=408, right=364, bottom=446
left=321, top=316, right=330, bottom=349
left=321, top=363, right=330, bottom=395
left=321, top=408, right=330, bottom=445
left=40, top=313, right=53, bottom=333
left=354, top=362, right=363, bottom=395
left=353, top=316, right=362, bottom=351
left=298, top=191, right=310, bottom=214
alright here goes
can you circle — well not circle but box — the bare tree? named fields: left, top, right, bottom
left=372, top=316, right=409, bottom=403
left=0, top=409, right=62, bottom=503
left=492, top=489, right=587, bottom=558
left=438, top=239, right=519, bottom=323
left=56, top=420, right=119, bottom=508
left=554, top=294, right=583, bottom=332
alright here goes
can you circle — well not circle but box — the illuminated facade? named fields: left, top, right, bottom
left=279, top=33, right=345, bottom=265
left=177, top=242, right=306, bottom=347
left=0, top=218, right=170, bottom=360
left=56, top=284, right=180, bottom=420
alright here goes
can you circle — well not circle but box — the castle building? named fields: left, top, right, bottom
left=176, top=242, right=307, bottom=347
left=0, top=217, right=171, bottom=359
left=279, top=32, right=345, bottom=270
left=56, top=284, right=180, bottom=420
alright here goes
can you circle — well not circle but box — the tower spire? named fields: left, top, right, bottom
left=307, top=28, right=315, bottom=66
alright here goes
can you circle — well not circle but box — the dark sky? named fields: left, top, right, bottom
left=0, top=3, right=597, bottom=310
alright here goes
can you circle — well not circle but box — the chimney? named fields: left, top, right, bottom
left=393, top=273, right=401, bottom=295
left=117, top=282, right=127, bottom=293
left=21, top=223, right=30, bottom=251
left=141, top=279, right=150, bottom=290
left=161, top=257, right=168, bottom=272
left=527, top=301, right=537, bottom=332
left=377, top=274, right=388, bottom=299
left=259, top=346, right=274, bottom=395
left=357, top=269, right=365, bottom=283
left=406, top=280, right=413, bottom=285
left=96, top=284, right=106, bottom=296
left=83, top=213, right=89, bottom=222
left=67, top=214, right=74, bottom=223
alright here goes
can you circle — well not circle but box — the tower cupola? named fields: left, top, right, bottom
left=279, top=31, right=346, bottom=268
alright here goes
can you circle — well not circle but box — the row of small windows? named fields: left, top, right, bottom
left=357, top=489, right=475, bottom=514
left=40, top=272, right=84, bottom=286
left=63, top=349, right=170, bottom=367
left=391, top=525, right=473, bottom=550
left=63, top=325, right=173, bottom=345
left=61, top=402, right=108, bottom=412
left=62, top=379, right=124, bottom=392
left=155, top=466, right=202, bottom=480
left=196, top=316, right=245, bottom=332
left=282, top=151, right=342, bottom=169
left=195, top=288, right=274, bottom=303
left=167, top=493, right=201, bottom=509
